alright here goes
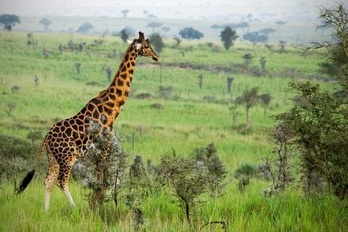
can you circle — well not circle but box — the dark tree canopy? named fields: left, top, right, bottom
left=149, top=33, right=164, bottom=53
left=235, top=22, right=250, bottom=29
left=0, top=14, right=20, bottom=31
left=259, top=27, right=277, bottom=34
left=39, top=18, right=52, bottom=31
left=220, top=26, right=238, bottom=50
left=120, top=28, right=129, bottom=43
left=147, top=22, right=163, bottom=29
left=243, top=31, right=268, bottom=43
left=76, top=22, right=93, bottom=34
left=121, top=9, right=129, bottom=18
left=179, top=27, right=204, bottom=40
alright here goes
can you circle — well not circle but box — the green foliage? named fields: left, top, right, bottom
left=76, top=22, right=93, bottom=34
left=73, top=121, right=127, bottom=209
left=192, top=143, right=227, bottom=194
left=0, top=135, right=38, bottom=179
left=39, top=18, right=51, bottom=31
left=0, top=14, right=20, bottom=30
left=235, top=87, right=260, bottom=123
left=158, top=143, right=226, bottom=225
left=26, top=130, right=42, bottom=144
left=316, top=3, right=348, bottom=85
left=2, top=180, right=348, bottom=231
left=270, top=3, right=348, bottom=199
left=158, top=155, right=209, bottom=225
left=149, top=33, right=164, bottom=54
left=119, top=28, right=129, bottom=43
left=243, top=31, right=268, bottom=43
left=274, top=81, right=348, bottom=198
left=179, top=27, right=203, bottom=40
left=219, top=26, right=238, bottom=50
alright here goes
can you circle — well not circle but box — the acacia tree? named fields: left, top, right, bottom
left=39, top=18, right=51, bottom=31
left=0, top=14, right=20, bottom=31
left=121, top=9, right=129, bottom=18
left=76, top=22, right=93, bottom=34
left=149, top=33, right=164, bottom=53
left=179, top=27, right=203, bottom=40
left=220, top=26, right=238, bottom=50
left=236, top=87, right=259, bottom=123
left=315, top=3, right=348, bottom=86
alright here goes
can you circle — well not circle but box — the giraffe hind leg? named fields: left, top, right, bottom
left=57, top=158, right=76, bottom=208
left=44, top=153, right=60, bottom=211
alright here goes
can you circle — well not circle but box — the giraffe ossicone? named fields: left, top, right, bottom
left=16, top=31, right=158, bottom=211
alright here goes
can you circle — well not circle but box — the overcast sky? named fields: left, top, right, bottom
left=1, top=0, right=338, bottom=21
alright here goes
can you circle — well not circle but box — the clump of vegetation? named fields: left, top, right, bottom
left=73, top=121, right=127, bottom=209
left=271, top=3, right=348, bottom=199
left=235, top=87, right=272, bottom=123
left=234, top=163, right=258, bottom=192
left=220, top=26, right=238, bottom=50
left=158, top=143, right=226, bottom=226
left=0, top=135, right=38, bottom=179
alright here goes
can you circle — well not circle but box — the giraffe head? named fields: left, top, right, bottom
left=133, top=31, right=159, bottom=62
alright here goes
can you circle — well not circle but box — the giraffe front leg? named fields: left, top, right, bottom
left=44, top=153, right=60, bottom=212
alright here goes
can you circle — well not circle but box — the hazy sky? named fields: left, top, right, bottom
left=1, top=0, right=338, bottom=21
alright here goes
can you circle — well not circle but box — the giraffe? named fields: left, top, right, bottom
left=16, top=31, right=158, bottom=211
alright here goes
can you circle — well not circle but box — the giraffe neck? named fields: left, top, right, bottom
left=80, top=43, right=138, bottom=127
left=109, top=43, right=138, bottom=108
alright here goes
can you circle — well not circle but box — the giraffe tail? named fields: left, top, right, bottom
left=16, top=139, right=47, bottom=194
left=15, top=169, right=35, bottom=194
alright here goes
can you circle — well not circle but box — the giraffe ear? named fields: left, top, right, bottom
left=127, top=40, right=132, bottom=45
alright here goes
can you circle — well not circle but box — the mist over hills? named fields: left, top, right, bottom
left=1, top=0, right=336, bottom=44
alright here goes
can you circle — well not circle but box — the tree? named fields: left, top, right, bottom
left=235, top=22, right=250, bottom=36
left=149, top=33, right=164, bottom=53
left=0, top=14, right=20, bottom=31
left=259, top=93, right=272, bottom=116
left=274, top=82, right=348, bottom=198
left=220, top=26, right=238, bottom=50
left=272, top=3, right=348, bottom=199
left=236, top=87, right=259, bottom=123
left=73, top=121, right=127, bottom=209
left=161, top=26, right=170, bottom=35
left=279, top=40, right=287, bottom=53
left=147, top=22, right=163, bottom=31
left=179, top=27, right=203, bottom=40
left=158, top=143, right=226, bottom=226
left=259, top=27, right=277, bottom=35
left=121, top=9, right=129, bottom=18
left=315, top=3, right=348, bottom=85
left=242, top=53, right=253, bottom=71
left=243, top=31, right=268, bottom=43
left=227, top=77, right=234, bottom=93
left=260, top=57, right=267, bottom=69
left=120, top=28, right=129, bottom=43
left=39, top=18, right=51, bottom=31
left=275, top=20, right=287, bottom=28
left=76, top=22, right=93, bottom=34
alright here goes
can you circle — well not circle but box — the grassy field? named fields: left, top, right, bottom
left=1, top=180, right=347, bottom=231
left=0, top=30, right=347, bottom=231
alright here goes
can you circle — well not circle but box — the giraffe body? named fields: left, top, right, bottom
left=16, top=32, right=158, bottom=211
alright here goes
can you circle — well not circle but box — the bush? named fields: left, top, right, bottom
left=0, top=135, right=38, bottom=178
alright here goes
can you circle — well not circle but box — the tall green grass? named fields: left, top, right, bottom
left=1, top=180, right=347, bottom=231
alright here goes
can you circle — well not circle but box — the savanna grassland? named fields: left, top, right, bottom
left=0, top=24, right=347, bottom=232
